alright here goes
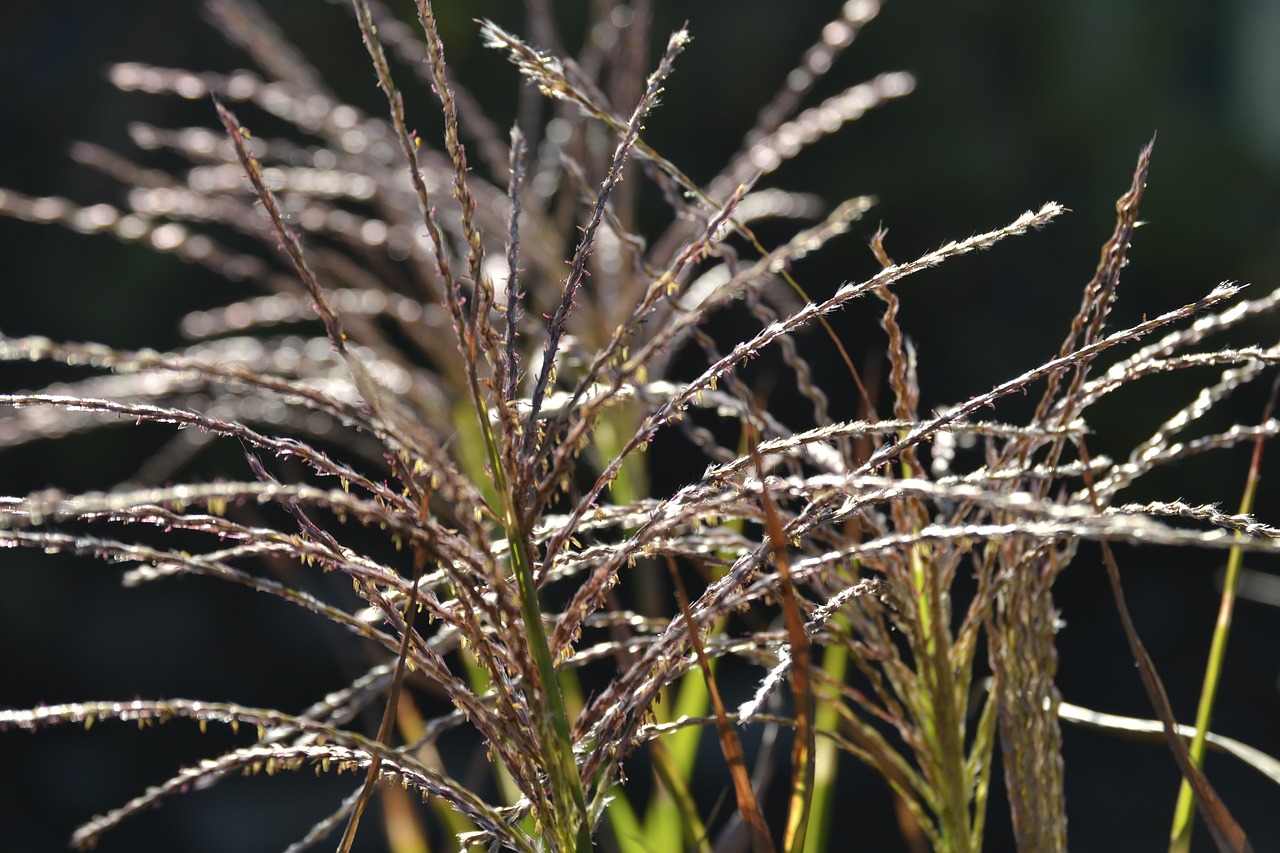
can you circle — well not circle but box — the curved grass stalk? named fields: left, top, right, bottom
left=1169, top=377, right=1278, bottom=853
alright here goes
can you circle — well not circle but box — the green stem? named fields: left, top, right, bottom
left=484, top=414, right=591, bottom=851
left=804, top=620, right=849, bottom=853
left=912, top=544, right=972, bottom=853
left=1168, top=491, right=1252, bottom=852
left=1169, top=381, right=1272, bottom=853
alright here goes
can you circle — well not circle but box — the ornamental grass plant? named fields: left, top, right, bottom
left=1, top=2, right=1277, bottom=851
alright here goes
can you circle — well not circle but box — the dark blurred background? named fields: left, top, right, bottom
left=1, top=1, right=1278, bottom=850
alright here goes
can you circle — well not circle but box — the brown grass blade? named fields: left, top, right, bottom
left=1078, top=437, right=1254, bottom=853
left=337, top=517, right=429, bottom=853
left=665, top=556, right=776, bottom=853
left=746, top=423, right=815, bottom=853
left=1171, top=372, right=1280, bottom=851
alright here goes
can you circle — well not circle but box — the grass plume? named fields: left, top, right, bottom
left=2, top=1, right=1278, bottom=851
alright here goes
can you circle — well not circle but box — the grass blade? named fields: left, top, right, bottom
left=666, top=556, right=776, bottom=853
left=1169, top=375, right=1279, bottom=852
left=747, top=423, right=816, bottom=853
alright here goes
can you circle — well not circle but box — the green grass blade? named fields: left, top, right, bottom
left=1169, top=379, right=1276, bottom=852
